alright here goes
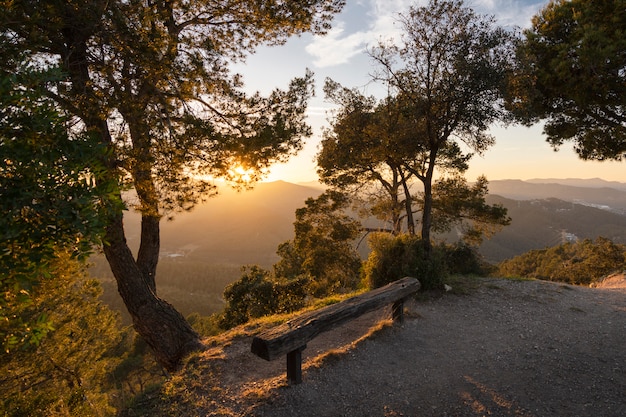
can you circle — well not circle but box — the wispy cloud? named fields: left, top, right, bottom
left=305, top=0, right=546, bottom=68
left=305, top=0, right=413, bottom=68
left=305, top=22, right=372, bottom=67
left=486, top=1, right=546, bottom=28
left=470, top=0, right=498, bottom=10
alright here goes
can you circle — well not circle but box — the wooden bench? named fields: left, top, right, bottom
left=250, top=277, right=421, bottom=384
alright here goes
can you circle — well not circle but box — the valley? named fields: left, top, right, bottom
left=91, top=178, right=626, bottom=319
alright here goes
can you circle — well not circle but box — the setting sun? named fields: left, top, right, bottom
left=228, top=164, right=254, bottom=184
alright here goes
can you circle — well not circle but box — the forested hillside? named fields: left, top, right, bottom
left=478, top=195, right=626, bottom=262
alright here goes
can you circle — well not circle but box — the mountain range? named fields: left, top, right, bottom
left=122, top=180, right=324, bottom=266
left=92, top=178, right=626, bottom=318
left=487, top=179, right=626, bottom=215
left=525, top=178, right=626, bottom=190
left=116, top=178, right=626, bottom=266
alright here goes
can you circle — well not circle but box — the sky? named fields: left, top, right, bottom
left=234, top=0, right=625, bottom=184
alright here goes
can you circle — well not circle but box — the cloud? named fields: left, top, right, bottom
left=305, top=23, right=371, bottom=68
left=469, top=0, right=546, bottom=28
left=470, top=0, right=497, bottom=10
left=495, top=5, right=543, bottom=28
left=305, top=0, right=545, bottom=68
left=305, top=0, right=410, bottom=68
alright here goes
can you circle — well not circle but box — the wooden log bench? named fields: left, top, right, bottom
left=250, top=277, right=420, bottom=385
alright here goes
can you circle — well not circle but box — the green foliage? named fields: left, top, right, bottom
left=0, top=253, right=122, bottom=416
left=0, top=53, right=118, bottom=347
left=274, top=190, right=362, bottom=297
left=511, top=0, right=626, bottom=160
left=362, top=233, right=447, bottom=291
left=219, top=266, right=309, bottom=329
left=318, top=85, right=425, bottom=234
left=441, top=242, right=491, bottom=276
left=108, top=332, right=167, bottom=410
left=2, top=0, right=345, bottom=369
left=186, top=313, right=222, bottom=338
left=362, top=234, right=489, bottom=291
left=497, top=237, right=626, bottom=286
left=430, top=175, right=511, bottom=245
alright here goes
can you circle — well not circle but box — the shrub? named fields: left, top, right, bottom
left=442, top=242, right=489, bottom=276
left=497, top=237, right=626, bottom=285
left=219, top=266, right=309, bottom=329
left=362, top=233, right=447, bottom=291
left=186, top=313, right=222, bottom=337
left=274, top=190, right=363, bottom=297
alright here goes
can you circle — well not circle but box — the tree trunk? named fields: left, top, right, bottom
left=420, top=149, right=437, bottom=254
left=421, top=179, right=433, bottom=252
left=103, top=213, right=204, bottom=371
left=399, top=169, right=416, bottom=235
left=390, top=189, right=403, bottom=235
left=382, top=170, right=403, bottom=235
left=137, top=215, right=160, bottom=293
left=55, top=2, right=203, bottom=372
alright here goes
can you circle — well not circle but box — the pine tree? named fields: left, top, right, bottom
left=1, top=252, right=122, bottom=417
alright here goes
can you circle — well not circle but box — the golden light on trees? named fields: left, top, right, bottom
left=228, top=164, right=254, bottom=186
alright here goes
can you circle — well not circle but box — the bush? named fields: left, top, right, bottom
left=219, top=266, right=309, bottom=329
left=186, top=313, right=222, bottom=337
left=274, top=190, right=363, bottom=298
left=362, top=233, right=447, bottom=291
left=498, top=237, right=626, bottom=286
left=442, top=242, right=490, bottom=276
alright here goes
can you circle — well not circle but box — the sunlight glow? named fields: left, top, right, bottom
left=228, top=164, right=254, bottom=184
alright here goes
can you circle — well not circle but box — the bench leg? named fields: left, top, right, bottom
left=286, top=345, right=306, bottom=385
left=392, top=299, right=405, bottom=324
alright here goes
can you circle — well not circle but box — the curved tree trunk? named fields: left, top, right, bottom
left=103, top=213, right=203, bottom=371
left=136, top=215, right=160, bottom=293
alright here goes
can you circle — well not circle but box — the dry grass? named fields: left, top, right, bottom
left=306, top=318, right=394, bottom=370
left=125, top=289, right=381, bottom=416
left=123, top=281, right=468, bottom=416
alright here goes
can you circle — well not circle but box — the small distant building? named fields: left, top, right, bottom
left=561, top=231, right=578, bottom=243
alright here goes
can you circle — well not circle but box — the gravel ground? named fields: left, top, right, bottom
left=157, top=277, right=626, bottom=417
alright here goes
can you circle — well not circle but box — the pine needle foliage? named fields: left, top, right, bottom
left=1, top=252, right=122, bottom=417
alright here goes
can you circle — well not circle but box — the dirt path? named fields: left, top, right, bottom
left=155, top=278, right=626, bottom=417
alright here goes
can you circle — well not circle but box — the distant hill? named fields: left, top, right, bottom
left=122, top=180, right=324, bottom=267
left=93, top=178, right=626, bottom=317
left=296, top=180, right=327, bottom=190
left=526, top=178, right=626, bottom=190
left=478, top=196, right=626, bottom=263
left=117, top=178, right=626, bottom=266
left=487, top=179, right=626, bottom=214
